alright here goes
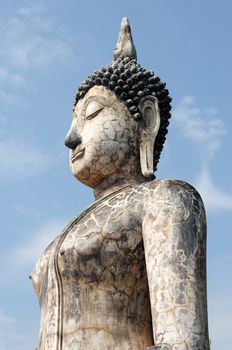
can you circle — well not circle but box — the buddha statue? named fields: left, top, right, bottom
left=31, top=18, right=209, bottom=350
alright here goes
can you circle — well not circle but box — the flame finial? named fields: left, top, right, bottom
left=113, top=17, right=137, bottom=61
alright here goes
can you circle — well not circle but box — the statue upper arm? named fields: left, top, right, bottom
left=141, top=179, right=208, bottom=347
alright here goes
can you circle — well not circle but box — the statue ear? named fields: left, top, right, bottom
left=138, top=96, right=160, bottom=177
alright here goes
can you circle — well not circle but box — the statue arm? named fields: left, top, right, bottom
left=142, top=180, right=209, bottom=350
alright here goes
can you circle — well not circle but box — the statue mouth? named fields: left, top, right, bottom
left=71, top=148, right=85, bottom=162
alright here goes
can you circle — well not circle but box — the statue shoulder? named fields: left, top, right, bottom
left=144, top=178, right=205, bottom=212
left=141, top=179, right=206, bottom=236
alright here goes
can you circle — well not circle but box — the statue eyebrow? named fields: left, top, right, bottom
left=84, top=95, right=105, bottom=106
left=79, top=95, right=107, bottom=115
left=72, top=96, right=103, bottom=119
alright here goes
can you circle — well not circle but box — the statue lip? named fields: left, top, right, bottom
left=71, top=148, right=85, bottom=162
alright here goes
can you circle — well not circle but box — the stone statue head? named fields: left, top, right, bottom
left=65, top=18, right=172, bottom=190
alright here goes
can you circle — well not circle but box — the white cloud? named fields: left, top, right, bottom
left=0, top=219, right=66, bottom=294
left=216, top=255, right=232, bottom=263
left=173, top=96, right=232, bottom=212
left=173, top=96, right=226, bottom=161
left=208, top=297, right=232, bottom=350
left=0, top=68, right=25, bottom=88
left=13, top=220, right=66, bottom=268
left=0, top=138, right=51, bottom=179
left=0, top=3, right=73, bottom=180
left=0, top=310, right=34, bottom=350
left=195, top=166, right=232, bottom=211
left=0, top=3, right=72, bottom=72
left=17, top=2, right=46, bottom=17
left=0, top=3, right=73, bottom=179
left=0, top=90, right=18, bottom=105
left=14, top=202, right=41, bottom=218
left=0, top=2, right=73, bottom=102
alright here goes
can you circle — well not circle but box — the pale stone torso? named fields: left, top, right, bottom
left=32, top=182, right=154, bottom=350
left=32, top=179, right=209, bottom=350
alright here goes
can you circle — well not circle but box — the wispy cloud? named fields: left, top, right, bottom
left=173, top=96, right=231, bottom=212
left=0, top=1, right=73, bottom=113
left=0, top=68, right=25, bottom=88
left=195, top=166, right=232, bottom=211
left=0, top=138, right=51, bottom=179
left=216, top=255, right=232, bottom=264
left=0, top=90, right=19, bottom=107
left=173, top=96, right=226, bottom=161
left=0, top=2, right=72, bottom=74
left=0, top=310, right=34, bottom=350
left=0, top=2, right=71, bottom=179
left=13, top=220, right=65, bottom=268
left=0, top=220, right=65, bottom=289
left=14, top=202, right=41, bottom=218
left=0, top=1, right=72, bottom=114
left=17, top=2, right=46, bottom=17
left=208, top=297, right=232, bottom=350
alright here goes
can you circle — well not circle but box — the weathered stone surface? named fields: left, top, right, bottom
left=113, top=17, right=137, bottom=61
left=146, top=345, right=172, bottom=350
left=142, top=180, right=209, bottom=349
left=32, top=180, right=209, bottom=349
left=31, top=17, right=209, bottom=350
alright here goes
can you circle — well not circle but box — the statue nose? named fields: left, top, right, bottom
left=64, top=128, right=82, bottom=149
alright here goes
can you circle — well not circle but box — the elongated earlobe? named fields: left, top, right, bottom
left=138, top=96, right=160, bottom=177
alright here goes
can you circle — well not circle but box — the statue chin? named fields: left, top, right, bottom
left=31, top=17, right=210, bottom=350
left=70, top=157, right=91, bottom=185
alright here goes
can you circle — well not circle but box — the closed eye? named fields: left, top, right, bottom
left=86, top=107, right=104, bottom=120
left=85, top=100, right=105, bottom=120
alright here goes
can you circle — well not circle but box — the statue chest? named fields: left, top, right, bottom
left=32, top=189, right=147, bottom=297
left=31, top=187, right=154, bottom=350
left=57, top=202, right=145, bottom=287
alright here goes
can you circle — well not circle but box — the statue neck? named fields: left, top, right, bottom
left=94, top=164, right=146, bottom=200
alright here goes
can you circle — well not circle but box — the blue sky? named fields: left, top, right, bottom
left=0, top=0, right=231, bottom=349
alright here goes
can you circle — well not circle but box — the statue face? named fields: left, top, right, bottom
left=66, top=86, right=139, bottom=188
